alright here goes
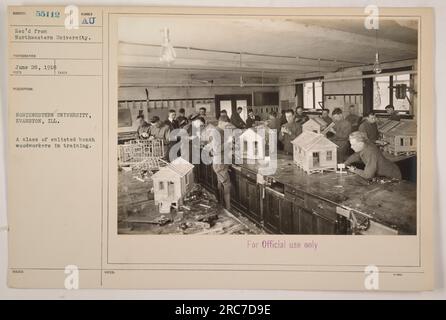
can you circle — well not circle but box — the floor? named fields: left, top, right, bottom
left=118, top=168, right=264, bottom=235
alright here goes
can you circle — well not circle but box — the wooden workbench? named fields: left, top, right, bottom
left=197, top=154, right=417, bottom=235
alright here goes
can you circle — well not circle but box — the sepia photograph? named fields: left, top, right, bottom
left=116, top=16, right=418, bottom=236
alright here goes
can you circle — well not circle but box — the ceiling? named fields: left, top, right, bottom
left=118, top=16, right=418, bottom=86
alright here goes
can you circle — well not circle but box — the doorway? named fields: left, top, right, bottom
left=215, top=94, right=252, bottom=121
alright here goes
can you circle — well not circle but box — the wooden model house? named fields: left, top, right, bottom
left=118, top=139, right=165, bottom=167
left=377, top=119, right=401, bottom=139
left=239, top=128, right=266, bottom=160
left=291, top=131, right=338, bottom=174
left=151, top=157, right=195, bottom=213
left=382, top=120, right=416, bottom=155
left=302, top=117, right=328, bottom=134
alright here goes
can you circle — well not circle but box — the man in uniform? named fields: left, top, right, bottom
left=279, top=109, right=302, bottom=155
left=329, top=108, right=352, bottom=163
left=359, top=112, right=380, bottom=142
left=345, top=105, right=362, bottom=131
left=230, top=107, right=246, bottom=129
left=245, top=109, right=259, bottom=128
left=385, top=105, right=401, bottom=121
left=209, top=115, right=232, bottom=209
left=176, top=108, right=188, bottom=128
left=148, top=116, right=171, bottom=160
left=345, top=131, right=401, bottom=180
left=164, top=109, right=179, bottom=130
left=295, top=106, right=309, bottom=125
left=320, top=109, right=333, bottom=125
left=136, top=115, right=151, bottom=139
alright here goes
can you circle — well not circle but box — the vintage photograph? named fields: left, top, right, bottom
left=117, top=16, right=417, bottom=236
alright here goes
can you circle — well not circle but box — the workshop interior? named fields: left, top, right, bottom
left=116, top=16, right=417, bottom=236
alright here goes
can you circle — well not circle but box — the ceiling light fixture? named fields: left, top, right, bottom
left=159, top=27, right=176, bottom=66
left=372, top=30, right=382, bottom=74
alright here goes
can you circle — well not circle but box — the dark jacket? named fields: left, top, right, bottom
left=321, top=115, right=333, bottom=125
left=230, top=112, right=246, bottom=129
left=137, top=121, right=151, bottom=139
left=279, top=121, right=302, bottom=154
left=359, top=121, right=379, bottom=142
left=245, top=115, right=259, bottom=128
left=345, top=142, right=402, bottom=180
left=330, top=119, right=352, bottom=163
left=295, top=113, right=309, bottom=125
left=345, top=114, right=362, bottom=131
left=389, top=113, right=402, bottom=121
left=164, top=119, right=179, bottom=131
left=176, top=115, right=188, bottom=128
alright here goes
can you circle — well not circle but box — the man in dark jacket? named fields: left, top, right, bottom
left=295, top=106, right=309, bottom=125
left=320, top=109, right=333, bottom=125
left=329, top=108, right=352, bottom=163
left=359, top=112, right=379, bottom=142
left=385, top=105, right=402, bottom=121
left=176, top=108, right=188, bottom=128
left=279, top=109, right=302, bottom=155
left=136, top=115, right=151, bottom=139
left=164, top=109, right=179, bottom=130
left=245, top=109, right=259, bottom=128
left=345, top=131, right=401, bottom=180
left=345, top=105, right=362, bottom=131
left=230, top=107, right=246, bottom=129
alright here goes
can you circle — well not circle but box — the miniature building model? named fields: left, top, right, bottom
left=151, top=157, right=195, bottom=213
left=292, top=131, right=338, bottom=174
left=378, top=119, right=401, bottom=139
left=118, top=139, right=165, bottom=166
left=302, top=117, right=328, bottom=134
left=382, top=120, right=416, bottom=155
left=239, top=128, right=266, bottom=160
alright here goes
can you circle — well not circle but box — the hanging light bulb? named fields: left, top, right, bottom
left=160, top=28, right=176, bottom=66
left=372, top=30, right=382, bottom=74
left=373, top=52, right=382, bottom=74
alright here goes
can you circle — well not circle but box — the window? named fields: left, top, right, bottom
left=400, top=138, right=404, bottom=146
left=312, top=152, right=320, bottom=166
left=254, top=141, right=259, bottom=156
left=326, top=150, right=333, bottom=161
left=303, top=81, right=323, bottom=109
left=373, top=73, right=411, bottom=111
left=410, top=137, right=413, bottom=146
left=159, top=181, right=164, bottom=190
